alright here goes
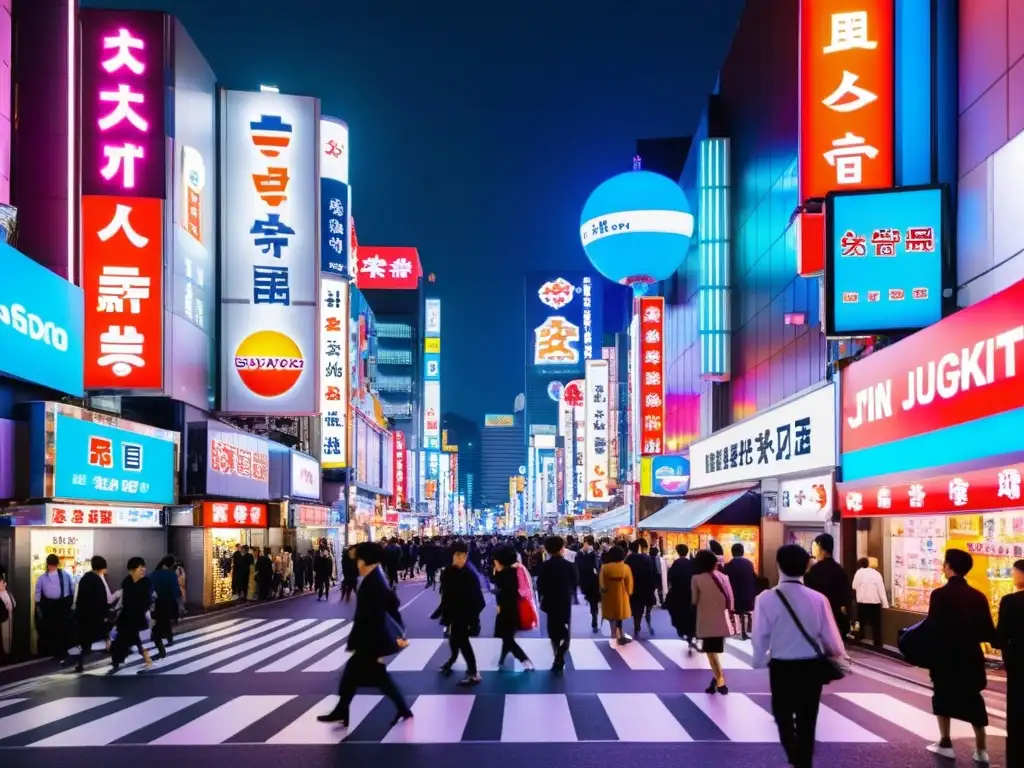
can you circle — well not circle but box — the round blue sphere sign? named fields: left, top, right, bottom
left=580, top=170, right=695, bottom=286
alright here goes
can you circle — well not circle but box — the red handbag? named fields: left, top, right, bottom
left=517, top=597, right=538, bottom=631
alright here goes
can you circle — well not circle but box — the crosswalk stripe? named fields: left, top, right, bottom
left=113, top=619, right=290, bottom=676
left=382, top=694, right=474, bottom=744
left=448, top=638, right=502, bottom=672
left=837, top=692, right=1007, bottom=739
left=214, top=619, right=346, bottom=674
left=0, top=697, right=118, bottom=741
left=267, top=695, right=382, bottom=744
left=67, top=618, right=246, bottom=656
left=502, top=694, right=577, bottom=743
left=151, top=695, right=295, bottom=745
left=302, top=642, right=353, bottom=673
left=516, top=638, right=556, bottom=670
left=599, top=692, right=692, bottom=742
left=29, top=697, right=203, bottom=747
left=387, top=638, right=444, bottom=672
left=161, top=620, right=316, bottom=675
left=815, top=704, right=885, bottom=743
left=0, top=699, right=25, bottom=711
left=684, top=693, right=779, bottom=742
left=258, top=625, right=352, bottom=673
left=649, top=639, right=752, bottom=670
left=565, top=639, right=611, bottom=670
left=611, top=639, right=663, bottom=670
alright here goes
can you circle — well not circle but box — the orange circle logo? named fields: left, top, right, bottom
left=234, top=330, right=305, bottom=398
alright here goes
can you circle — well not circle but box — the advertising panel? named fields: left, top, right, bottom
left=639, top=297, right=665, bottom=455
left=320, top=276, right=348, bottom=468
left=206, top=426, right=271, bottom=500
left=81, top=195, right=163, bottom=390
left=202, top=500, right=267, bottom=528
left=291, top=450, right=320, bottom=500
left=799, top=0, right=895, bottom=201
left=425, top=338, right=440, bottom=354
left=825, top=185, right=945, bottom=337
left=53, top=414, right=176, bottom=504
left=425, top=299, right=441, bottom=336
left=45, top=503, right=161, bottom=528
left=839, top=277, right=1024, bottom=484
left=424, top=352, right=440, bottom=381
left=525, top=271, right=603, bottom=377
left=584, top=359, right=610, bottom=501
left=0, top=241, right=84, bottom=396
left=690, top=384, right=837, bottom=491
left=779, top=474, right=833, bottom=523
left=220, top=89, right=318, bottom=415
left=320, top=117, right=350, bottom=276
left=355, top=246, right=421, bottom=290
left=394, top=431, right=407, bottom=508
left=424, top=380, right=441, bottom=449
left=80, top=11, right=166, bottom=199
left=649, top=455, right=691, bottom=497
left=485, top=414, right=515, bottom=427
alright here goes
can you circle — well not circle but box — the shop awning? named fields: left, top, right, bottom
left=638, top=489, right=757, bottom=532
left=587, top=505, right=632, bottom=533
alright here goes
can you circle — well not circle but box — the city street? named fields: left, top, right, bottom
left=0, top=577, right=1007, bottom=767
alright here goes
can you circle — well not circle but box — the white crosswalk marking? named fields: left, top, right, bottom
left=611, top=639, right=663, bottom=670
left=0, top=697, right=117, bottom=740
left=815, top=704, right=885, bottom=743
left=258, top=624, right=352, bottom=673
left=599, top=693, right=692, bottom=742
left=161, top=620, right=316, bottom=675
left=685, top=693, right=779, bottom=742
left=502, top=694, right=577, bottom=742
left=566, top=639, right=611, bottom=670
left=151, top=695, right=295, bottom=745
left=302, top=641, right=353, bottom=673
left=0, top=699, right=25, bottom=711
left=267, top=695, right=382, bottom=744
left=838, top=692, right=1007, bottom=739
left=213, top=619, right=345, bottom=674
left=383, top=694, right=474, bottom=743
left=649, top=639, right=752, bottom=670
left=29, top=697, right=203, bottom=747
left=387, top=638, right=444, bottom=671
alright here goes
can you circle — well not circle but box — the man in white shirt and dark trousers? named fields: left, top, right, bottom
left=852, top=556, right=888, bottom=647
left=752, top=545, right=846, bottom=768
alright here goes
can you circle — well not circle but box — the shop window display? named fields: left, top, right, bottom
left=660, top=525, right=759, bottom=573
left=889, top=516, right=946, bottom=613
left=209, top=529, right=245, bottom=605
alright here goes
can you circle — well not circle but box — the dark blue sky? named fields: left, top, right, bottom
left=87, top=0, right=743, bottom=423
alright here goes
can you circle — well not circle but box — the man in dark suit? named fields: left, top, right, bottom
left=576, top=535, right=602, bottom=632
left=723, top=542, right=757, bottom=640
left=805, top=533, right=852, bottom=638
left=536, top=535, right=579, bottom=675
left=318, top=542, right=414, bottom=728
left=434, top=541, right=486, bottom=685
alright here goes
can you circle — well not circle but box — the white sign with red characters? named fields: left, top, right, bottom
left=202, top=501, right=267, bottom=528
left=45, top=503, right=161, bottom=528
left=209, top=437, right=269, bottom=481
left=639, top=297, right=665, bottom=455
left=319, top=275, right=349, bottom=469
left=394, top=431, right=407, bottom=508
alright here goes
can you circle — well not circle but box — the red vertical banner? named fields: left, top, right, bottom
left=799, top=0, right=894, bottom=204
left=393, top=431, right=406, bottom=508
left=639, top=297, right=665, bottom=455
left=82, top=196, right=164, bottom=389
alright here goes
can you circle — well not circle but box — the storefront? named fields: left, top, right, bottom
left=837, top=278, right=1024, bottom=648
left=642, top=383, right=838, bottom=582
left=201, top=500, right=268, bottom=606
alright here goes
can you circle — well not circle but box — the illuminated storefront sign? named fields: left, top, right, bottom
left=290, top=450, right=320, bottom=500
left=394, top=431, right=407, bottom=507
left=202, top=501, right=267, bottom=528
left=45, top=503, right=161, bottom=528
left=799, top=1, right=895, bottom=201
left=581, top=276, right=595, bottom=360
left=584, top=359, right=610, bottom=501
left=206, top=427, right=271, bottom=499
left=177, top=145, right=211, bottom=332
left=639, top=297, right=665, bottom=455
left=825, top=185, right=945, bottom=337
left=424, top=381, right=441, bottom=449
left=320, top=116, right=350, bottom=276
left=320, top=276, right=348, bottom=468
left=80, top=12, right=166, bottom=199
left=424, top=297, right=441, bottom=449
left=603, top=346, right=619, bottom=481
left=355, top=246, right=421, bottom=290
left=82, top=196, right=163, bottom=390
left=220, top=90, right=318, bottom=414
left=779, top=473, right=833, bottom=523
left=425, top=353, right=440, bottom=381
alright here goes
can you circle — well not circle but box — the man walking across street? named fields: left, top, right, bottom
left=536, top=535, right=578, bottom=675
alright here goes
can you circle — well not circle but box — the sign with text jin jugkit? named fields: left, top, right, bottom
left=220, top=89, right=318, bottom=415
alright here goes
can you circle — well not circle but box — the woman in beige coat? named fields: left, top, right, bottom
left=692, top=548, right=735, bottom=694
left=599, top=546, right=634, bottom=645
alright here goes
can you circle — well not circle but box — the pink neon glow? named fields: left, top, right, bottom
left=102, top=28, right=146, bottom=75
left=97, top=84, right=149, bottom=132
left=100, top=143, right=144, bottom=188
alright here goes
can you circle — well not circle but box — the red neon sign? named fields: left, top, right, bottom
left=639, top=297, right=665, bottom=455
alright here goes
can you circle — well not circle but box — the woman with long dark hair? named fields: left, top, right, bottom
left=491, top=546, right=534, bottom=670
left=692, top=548, right=734, bottom=694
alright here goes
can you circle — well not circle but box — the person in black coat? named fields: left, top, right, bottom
left=341, top=546, right=359, bottom=603
left=804, top=533, right=852, bottom=638
left=723, top=543, right=757, bottom=640
left=626, top=540, right=658, bottom=637
left=576, top=535, right=602, bottom=632
left=997, top=558, right=1024, bottom=767
left=432, top=541, right=485, bottom=685
left=73, top=556, right=120, bottom=672
left=666, top=544, right=696, bottom=647
left=110, top=557, right=155, bottom=674
left=491, top=546, right=533, bottom=669
left=255, top=549, right=273, bottom=601
left=536, top=536, right=579, bottom=674
left=420, top=540, right=440, bottom=589
left=925, top=549, right=995, bottom=762
left=318, top=542, right=414, bottom=728
left=230, top=544, right=249, bottom=601
left=313, top=546, right=333, bottom=601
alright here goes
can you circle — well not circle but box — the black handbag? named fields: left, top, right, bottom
left=775, top=587, right=845, bottom=685
left=898, top=618, right=937, bottom=669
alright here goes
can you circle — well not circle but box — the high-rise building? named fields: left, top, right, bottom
left=441, top=413, right=481, bottom=510
left=480, top=412, right=525, bottom=507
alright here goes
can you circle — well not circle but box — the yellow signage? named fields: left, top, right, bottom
left=425, top=338, right=440, bottom=353
left=485, top=414, right=515, bottom=427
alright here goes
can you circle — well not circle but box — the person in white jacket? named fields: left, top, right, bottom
left=852, top=556, right=888, bottom=647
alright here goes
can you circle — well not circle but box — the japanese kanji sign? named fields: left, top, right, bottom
left=585, top=359, right=610, bottom=502
left=689, top=384, right=837, bottom=491
left=82, top=195, right=164, bottom=390
left=45, top=503, right=161, bottom=528
left=320, top=117, right=350, bottom=276
left=638, top=296, right=665, bottom=456
left=80, top=11, right=166, bottom=199
left=799, top=1, right=894, bottom=201
left=202, top=501, right=267, bottom=528
left=393, top=431, right=407, bottom=507
left=220, top=90, right=317, bottom=415
left=320, top=275, right=349, bottom=468
left=354, top=246, right=422, bottom=290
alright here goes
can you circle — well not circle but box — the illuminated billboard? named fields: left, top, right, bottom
left=584, top=360, right=609, bottom=501
left=525, top=271, right=602, bottom=377
left=320, top=275, right=348, bottom=468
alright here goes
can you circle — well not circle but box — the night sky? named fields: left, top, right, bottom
left=86, top=0, right=744, bottom=423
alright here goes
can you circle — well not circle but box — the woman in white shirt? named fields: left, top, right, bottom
left=852, top=557, right=888, bottom=648
left=752, top=544, right=846, bottom=768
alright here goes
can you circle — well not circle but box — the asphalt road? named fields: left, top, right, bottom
left=0, top=573, right=1007, bottom=767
